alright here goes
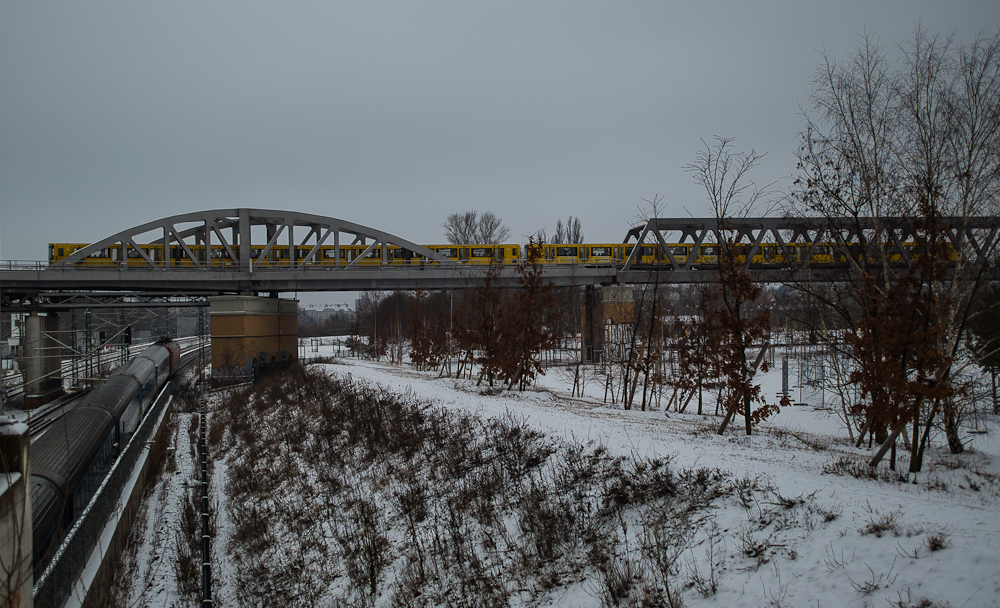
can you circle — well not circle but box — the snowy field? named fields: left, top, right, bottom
left=124, top=340, right=1000, bottom=608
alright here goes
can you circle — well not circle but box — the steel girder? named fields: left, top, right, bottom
left=1, top=291, right=212, bottom=312
left=622, top=216, right=1000, bottom=273
left=54, top=208, right=455, bottom=270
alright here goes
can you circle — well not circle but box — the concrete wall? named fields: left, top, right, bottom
left=1, top=417, right=34, bottom=608
left=601, top=286, right=636, bottom=325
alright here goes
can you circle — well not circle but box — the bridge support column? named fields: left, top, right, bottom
left=0, top=415, right=34, bottom=608
left=23, top=312, right=63, bottom=409
left=582, top=286, right=604, bottom=363
left=209, top=296, right=298, bottom=382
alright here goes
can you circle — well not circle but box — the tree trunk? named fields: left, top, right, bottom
left=716, top=390, right=740, bottom=435
left=717, top=340, right=770, bottom=435
left=914, top=408, right=937, bottom=473
left=943, top=397, right=964, bottom=454
left=855, top=417, right=871, bottom=449
left=992, top=368, right=998, bottom=414
left=697, top=370, right=703, bottom=415
left=743, top=374, right=753, bottom=436
left=679, top=388, right=696, bottom=414
left=868, top=421, right=907, bottom=469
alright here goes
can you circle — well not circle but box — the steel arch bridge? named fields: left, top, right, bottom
left=2, top=209, right=999, bottom=311
left=54, top=208, right=457, bottom=270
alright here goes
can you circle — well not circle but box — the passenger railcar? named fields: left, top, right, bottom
left=30, top=341, right=181, bottom=578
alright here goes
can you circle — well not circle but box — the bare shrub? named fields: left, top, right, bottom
left=823, top=455, right=907, bottom=483
left=925, top=531, right=949, bottom=552
left=218, top=366, right=739, bottom=606
left=686, top=520, right=725, bottom=598
left=858, top=506, right=902, bottom=538
left=337, top=493, right=392, bottom=599
left=891, top=588, right=954, bottom=608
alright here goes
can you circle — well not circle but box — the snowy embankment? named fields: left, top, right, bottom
left=330, top=355, right=1000, bottom=607
left=124, top=348, right=1000, bottom=607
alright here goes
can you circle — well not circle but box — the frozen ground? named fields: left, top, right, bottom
left=126, top=341, right=1000, bottom=607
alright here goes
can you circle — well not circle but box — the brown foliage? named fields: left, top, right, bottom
left=712, top=239, right=778, bottom=435
left=449, top=239, right=561, bottom=389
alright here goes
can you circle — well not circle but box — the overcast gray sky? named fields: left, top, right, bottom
left=3, top=1, right=999, bottom=268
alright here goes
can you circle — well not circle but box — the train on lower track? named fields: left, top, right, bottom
left=30, top=341, right=181, bottom=578
left=48, top=239, right=947, bottom=268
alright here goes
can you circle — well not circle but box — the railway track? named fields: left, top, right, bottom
left=4, top=337, right=203, bottom=404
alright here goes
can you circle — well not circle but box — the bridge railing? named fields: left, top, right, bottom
left=0, top=260, right=49, bottom=271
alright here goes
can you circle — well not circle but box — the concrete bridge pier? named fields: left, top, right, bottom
left=209, top=296, right=298, bottom=382
left=23, top=312, right=63, bottom=408
left=582, top=286, right=604, bottom=363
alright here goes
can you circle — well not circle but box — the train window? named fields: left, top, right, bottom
left=323, top=249, right=337, bottom=259
left=512, top=247, right=519, bottom=258
left=591, top=247, right=610, bottom=257
left=701, top=246, right=719, bottom=256
left=814, top=245, right=829, bottom=256
left=471, top=247, right=492, bottom=257
left=437, top=248, right=457, bottom=258
left=668, top=246, right=687, bottom=257
left=556, top=247, right=577, bottom=257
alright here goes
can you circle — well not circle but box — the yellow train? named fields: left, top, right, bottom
left=49, top=240, right=948, bottom=268
left=48, top=243, right=523, bottom=268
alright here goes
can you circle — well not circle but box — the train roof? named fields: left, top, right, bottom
left=31, top=407, right=115, bottom=493
left=31, top=477, right=64, bottom=542
left=78, top=374, right=142, bottom=420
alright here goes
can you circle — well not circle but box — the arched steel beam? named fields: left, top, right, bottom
left=55, top=209, right=455, bottom=270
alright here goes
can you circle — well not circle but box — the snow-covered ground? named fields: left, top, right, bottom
left=126, top=341, right=1000, bottom=607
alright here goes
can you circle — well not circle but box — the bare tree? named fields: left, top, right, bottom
left=552, top=216, right=584, bottom=244
left=686, top=137, right=780, bottom=435
left=443, top=211, right=480, bottom=244
left=795, top=26, right=1000, bottom=471
left=354, top=291, right=388, bottom=360
left=476, top=211, right=512, bottom=244
left=443, top=210, right=512, bottom=244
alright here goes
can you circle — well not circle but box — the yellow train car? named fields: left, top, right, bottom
left=425, top=244, right=521, bottom=265
left=541, top=244, right=637, bottom=265
left=49, top=243, right=167, bottom=267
